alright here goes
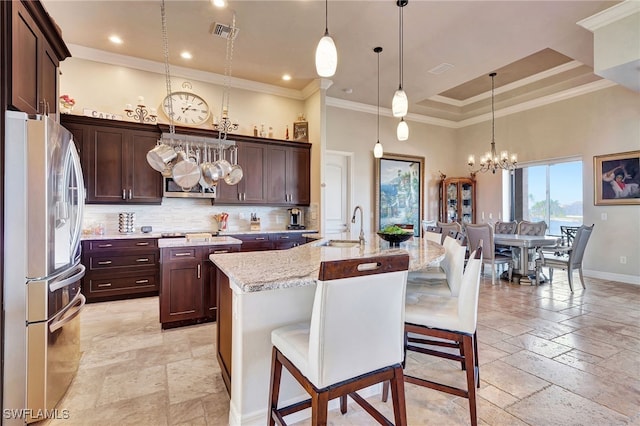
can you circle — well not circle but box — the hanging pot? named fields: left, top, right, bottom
left=172, top=143, right=201, bottom=190
left=213, top=146, right=232, bottom=179
left=225, top=145, right=244, bottom=185
left=146, top=140, right=177, bottom=172
left=202, top=146, right=222, bottom=187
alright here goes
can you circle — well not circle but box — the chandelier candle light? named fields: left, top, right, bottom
left=373, top=47, right=384, bottom=159
left=468, top=73, right=517, bottom=174
left=315, top=0, right=337, bottom=77
left=125, top=96, right=157, bottom=123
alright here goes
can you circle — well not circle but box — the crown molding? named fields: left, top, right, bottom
left=577, top=0, right=640, bottom=32
left=67, top=44, right=305, bottom=101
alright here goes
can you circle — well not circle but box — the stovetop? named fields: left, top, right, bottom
left=160, top=231, right=220, bottom=238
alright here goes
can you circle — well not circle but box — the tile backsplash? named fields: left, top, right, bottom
left=82, top=198, right=317, bottom=235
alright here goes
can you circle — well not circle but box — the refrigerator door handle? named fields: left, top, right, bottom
left=68, top=142, right=85, bottom=261
left=49, top=293, right=86, bottom=333
left=49, top=263, right=86, bottom=292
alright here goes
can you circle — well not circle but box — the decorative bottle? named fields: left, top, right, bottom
left=285, top=125, right=289, bottom=140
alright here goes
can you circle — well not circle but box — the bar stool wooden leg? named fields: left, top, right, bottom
left=462, top=334, right=478, bottom=426
left=390, top=365, right=408, bottom=426
left=269, top=346, right=282, bottom=426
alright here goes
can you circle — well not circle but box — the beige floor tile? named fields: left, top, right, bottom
left=97, top=365, right=167, bottom=406
left=503, top=333, right=572, bottom=358
left=553, top=331, right=626, bottom=358
left=479, top=360, right=549, bottom=399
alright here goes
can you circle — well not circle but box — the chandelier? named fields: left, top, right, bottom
left=468, top=72, right=517, bottom=174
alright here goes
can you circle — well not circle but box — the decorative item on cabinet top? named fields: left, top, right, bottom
left=146, top=132, right=241, bottom=193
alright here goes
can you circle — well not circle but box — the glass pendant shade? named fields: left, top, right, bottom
left=392, top=88, right=408, bottom=117
left=397, top=118, right=409, bottom=141
left=374, top=141, right=384, bottom=158
left=315, top=32, right=337, bottom=77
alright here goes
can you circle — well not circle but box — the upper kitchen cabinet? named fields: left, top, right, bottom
left=7, top=0, right=71, bottom=115
left=216, top=140, right=268, bottom=204
left=61, top=115, right=162, bottom=204
left=267, top=144, right=311, bottom=206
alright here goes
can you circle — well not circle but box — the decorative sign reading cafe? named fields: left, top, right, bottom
left=83, top=108, right=123, bottom=121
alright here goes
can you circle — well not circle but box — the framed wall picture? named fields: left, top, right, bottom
left=293, top=121, right=308, bottom=142
left=594, top=150, right=640, bottom=205
left=374, top=153, right=424, bottom=236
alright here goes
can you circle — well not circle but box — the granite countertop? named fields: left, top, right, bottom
left=210, top=232, right=445, bottom=294
left=81, top=229, right=317, bottom=241
left=158, top=236, right=242, bottom=248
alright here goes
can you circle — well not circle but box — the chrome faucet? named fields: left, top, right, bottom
left=351, top=206, right=365, bottom=246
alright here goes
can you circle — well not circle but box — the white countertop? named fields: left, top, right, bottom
left=210, top=232, right=445, bottom=293
left=158, top=236, right=243, bottom=248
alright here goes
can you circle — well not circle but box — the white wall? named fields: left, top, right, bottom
left=458, top=85, right=640, bottom=282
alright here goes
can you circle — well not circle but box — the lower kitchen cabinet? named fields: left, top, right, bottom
left=159, top=244, right=239, bottom=329
left=81, top=238, right=159, bottom=302
left=233, top=232, right=307, bottom=252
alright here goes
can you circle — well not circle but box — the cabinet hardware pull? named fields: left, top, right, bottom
left=213, top=250, right=229, bottom=254
left=97, top=260, right=112, bottom=265
left=280, top=236, right=290, bottom=239
left=174, top=252, right=191, bottom=257
left=122, top=189, right=126, bottom=200
left=135, top=242, right=150, bottom=246
left=238, top=193, right=241, bottom=201
left=97, top=283, right=112, bottom=287
left=135, top=279, right=149, bottom=284
left=255, top=237, right=266, bottom=240
left=136, top=258, right=149, bottom=262
left=197, top=264, right=201, bottom=279
left=243, top=193, right=246, bottom=201
left=97, top=244, right=113, bottom=248
left=129, top=189, right=132, bottom=199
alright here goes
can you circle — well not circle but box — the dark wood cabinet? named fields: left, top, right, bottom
left=439, top=176, right=476, bottom=224
left=159, top=244, right=240, bottom=329
left=266, top=144, right=311, bottom=205
left=217, top=269, right=232, bottom=393
left=9, top=0, right=70, bottom=115
left=270, top=232, right=306, bottom=249
left=231, top=232, right=307, bottom=252
left=215, top=140, right=268, bottom=204
left=61, top=115, right=162, bottom=204
left=81, top=238, right=159, bottom=303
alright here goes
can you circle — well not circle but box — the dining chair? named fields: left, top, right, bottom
left=407, top=236, right=467, bottom=297
left=535, top=224, right=594, bottom=291
left=493, top=220, right=517, bottom=258
left=268, top=253, right=410, bottom=426
left=437, top=221, right=462, bottom=244
left=465, top=223, right=512, bottom=284
left=516, top=220, right=547, bottom=236
left=560, top=225, right=580, bottom=246
left=403, top=247, right=484, bottom=426
left=424, top=226, right=442, bottom=243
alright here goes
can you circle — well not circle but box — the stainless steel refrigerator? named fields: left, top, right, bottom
left=3, top=111, right=86, bottom=424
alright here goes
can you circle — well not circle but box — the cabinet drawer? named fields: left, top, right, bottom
left=205, top=245, right=240, bottom=256
left=87, top=238, right=157, bottom=251
left=165, top=247, right=199, bottom=261
left=88, top=273, right=158, bottom=294
left=89, top=253, right=158, bottom=270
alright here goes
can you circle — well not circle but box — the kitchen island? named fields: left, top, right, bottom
left=210, top=234, right=445, bottom=425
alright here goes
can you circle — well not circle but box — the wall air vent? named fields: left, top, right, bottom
left=210, top=22, right=239, bottom=40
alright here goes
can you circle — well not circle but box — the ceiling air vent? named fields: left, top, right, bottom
left=428, top=63, right=454, bottom=75
left=210, top=22, right=239, bottom=40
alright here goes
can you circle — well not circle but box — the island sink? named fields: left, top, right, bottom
left=320, top=239, right=361, bottom=248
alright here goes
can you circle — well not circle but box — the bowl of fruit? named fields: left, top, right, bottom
left=377, top=225, right=414, bottom=246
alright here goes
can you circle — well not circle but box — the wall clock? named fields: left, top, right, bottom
left=162, top=91, right=211, bottom=126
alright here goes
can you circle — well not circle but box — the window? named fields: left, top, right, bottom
left=512, top=159, right=583, bottom=235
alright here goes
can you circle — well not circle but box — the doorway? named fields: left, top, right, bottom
left=323, top=151, right=353, bottom=234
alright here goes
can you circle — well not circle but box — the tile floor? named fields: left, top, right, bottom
left=49, top=273, right=639, bottom=425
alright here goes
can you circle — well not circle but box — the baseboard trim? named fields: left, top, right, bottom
left=583, top=269, right=640, bottom=285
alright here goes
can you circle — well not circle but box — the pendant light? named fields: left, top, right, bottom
left=392, top=0, right=408, bottom=117
left=373, top=47, right=384, bottom=159
left=397, top=117, right=409, bottom=141
left=315, top=0, right=337, bottom=77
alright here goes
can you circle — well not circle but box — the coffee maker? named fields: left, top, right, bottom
left=287, top=208, right=305, bottom=230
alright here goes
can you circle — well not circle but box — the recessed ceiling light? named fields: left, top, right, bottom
left=181, top=51, right=193, bottom=60
left=282, top=74, right=292, bottom=81
left=109, top=35, right=123, bottom=45
left=211, top=0, right=226, bottom=8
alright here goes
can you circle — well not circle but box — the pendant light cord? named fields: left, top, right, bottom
left=324, top=0, right=329, bottom=34
left=491, top=72, right=496, bottom=146
left=377, top=48, right=381, bottom=142
left=399, top=4, right=403, bottom=89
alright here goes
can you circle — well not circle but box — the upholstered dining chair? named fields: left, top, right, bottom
left=403, top=247, right=484, bottom=426
left=268, top=253, right=410, bottom=426
left=407, top=235, right=468, bottom=297
left=535, top=224, right=594, bottom=291
left=424, top=226, right=442, bottom=243
left=517, top=220, right=547, bottom=236
left=437, top=221, right=462, bottom=244
left=493, top=220, right=518, bottom=258
left=465, top=223, right=512, bottom=284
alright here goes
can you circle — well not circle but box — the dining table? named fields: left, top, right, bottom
left=494, top=234, right=560, bottom=284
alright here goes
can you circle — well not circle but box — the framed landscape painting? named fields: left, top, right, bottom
left=374, top=153, right=424, bottom=236
left=594, top=150, right=640, bottom=205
